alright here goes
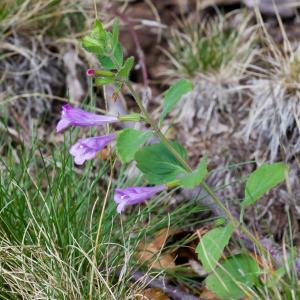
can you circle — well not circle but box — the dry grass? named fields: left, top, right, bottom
left=161, top=10, right=258, bottom=134
left=0, top=0, right=112, bottom=135
left=243, top=13, right=300, bottom=162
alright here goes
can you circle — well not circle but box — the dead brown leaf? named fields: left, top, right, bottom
left=136, top=228, right=175, bottom=269
left=99, top=148, right=112, bottom=160
left=195, top=226, right=209, bottom=239
left=136, top=288, right=171, bottom=300
left=200, top=288, right=221, bottom=300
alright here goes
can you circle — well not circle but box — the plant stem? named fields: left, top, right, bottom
left=126, top=81, right=270, bottom=258
left=118, top=113, right=142, bottom=122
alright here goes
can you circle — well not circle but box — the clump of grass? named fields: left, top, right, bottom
left=165, top=10, right=256, bottom=80
left=0, top=0, right=86, bottom=36
left=162, top=10, right=257, bottom=132
left=0, top=126, right=207, bottom=299
left=243, top=18, right=300, bottom=161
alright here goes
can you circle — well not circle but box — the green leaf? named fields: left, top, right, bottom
left=95, top=77, right=115, bottom=86
left=180, top=156, right=208, bottom=189
left=196, top=224, right=234, bottom=272
left=116, top=129, right=152, bottom=163
left=81, top=20, right=106, bottom=54
left=241, top=163, right=288, bottom=208
left=97, top=42, right=123, bottom=70
left=206, top=254, right=260, bottom=299
left=135, top=142, right=187, bottom=184
left=117, top=56, right=135, bottom=80
left=112, top=18, right=120, bottom=50
left=160, top=79, right=193, bottom=122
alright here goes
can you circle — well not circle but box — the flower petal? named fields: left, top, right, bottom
left=56, top=118, right=71, bottom=132
left=74, top=155, right=86, bottom=165
left=70, top=135, right=115, bottom=165
left=117, top=202, right=127, bottom=213
left=114, top=189, right=127, bottom=204
left=74, top=149, right=96, bottom=165
left=65, top=106, right=118, bottom=127
left=114, top=185, right=166, bottom=213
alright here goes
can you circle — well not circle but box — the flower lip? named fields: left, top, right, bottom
left=56, top=104, right=118, bottom=132
left=69, top=134, right=115, bottom=165
left=114, top=185, right=166, bottom=213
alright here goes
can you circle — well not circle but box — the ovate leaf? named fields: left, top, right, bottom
left=206, top=254, right=260, bottom=299
left=112, top=18, right=120, bottom=50
left=160, top=79, right=193, bottom=122
left=97, top=42, right=123, bottom=70
left=180, top=156, right=208, bottom=189
left=241, top=163, right=288, bottom=208
left=135, top=142, right=187, bottom=184
left=81, top=20, right=106, bottom=54
left=116, top=129, right=152, bottom=163
left=196, top=224, right=234, bottom=272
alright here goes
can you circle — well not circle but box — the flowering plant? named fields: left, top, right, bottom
left=56, top=18, right=290, bottom=299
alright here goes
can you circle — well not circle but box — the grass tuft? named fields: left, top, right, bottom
left=161, top=10, right=257, bottom=132
left=243, top=14, right=300, bottom=161
left=0, top=128, right=207, bottom=299
left=165, top=10, right=257, bottom=81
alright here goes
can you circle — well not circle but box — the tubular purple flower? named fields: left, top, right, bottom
left=56, top=104, right=118, bottom=132
left=69, top=134, right=115, bottom=165
left=114, top=185, right=166, bottom=213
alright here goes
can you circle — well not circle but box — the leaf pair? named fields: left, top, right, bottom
left=116, top=129, right=189, bottom=184
left=196, top=163, right=288, bottom=273
left=196, top=162, right=288, bottom=299
left=82, top=19, right=122, bottom=67
left=205, top=254, right=260, bottom=299
left=196, top=225, right=260, bottom=299
left=94, top=56, right=134, bottom=88
left=82, top=19, right=134, bottom=76
left=81, top=20, right=106, bottom=55
left=117, top=130, right=208, bottom=188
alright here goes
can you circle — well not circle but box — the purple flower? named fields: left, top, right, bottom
left=86, top=69, right=95, bottom=76
left=69, top=134, right=115, bottom=165
left=56, top=104, right=118, bottom=132
left=114, top=185, right=166, bottom=213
